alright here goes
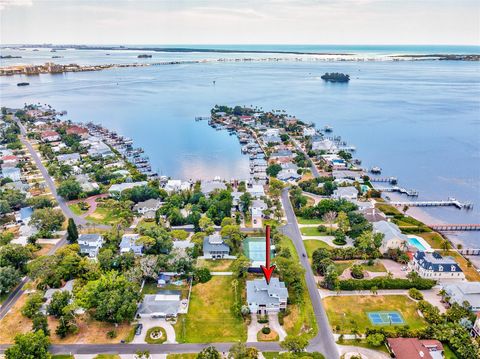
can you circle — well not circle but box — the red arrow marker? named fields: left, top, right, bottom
left=260, top=225, right=276, bottom=285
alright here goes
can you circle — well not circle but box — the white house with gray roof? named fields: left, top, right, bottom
left=411, top=251, right=465, bottom=280
left=203, top=233, right=230, bottom=259
left=136, top=290, right=182, bottom=318
left=108, top=181, right=148, bottom=198
left=57, top=153, right=81, bottom=165
left=373, top=220, right=408, bottom=254
left=78, top=233, right=104, bottom=258
left=200, top=180, right=227, bottom=195
left=246, top=278, right=288, bottom=314
left=133, top=198, right=162, bottom=214
left=443, top=282, right=480, bottom=311
left=120, top=234, right=143, bottom=255
left=332, top=186, right=358, bottom=201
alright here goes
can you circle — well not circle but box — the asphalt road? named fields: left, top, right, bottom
left=279, top=188, right=339, bottom=359
left=292, top=138, right=320, bottom=178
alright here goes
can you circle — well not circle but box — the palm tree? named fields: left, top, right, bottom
left=231, top=279, right=238, bottom=304
left=441, top=239, right=451, bottom=252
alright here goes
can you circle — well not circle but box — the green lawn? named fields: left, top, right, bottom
left=443, top=343, right=459, bottom=359
left=174, top=276, right=246, bottom=343
left=298, top=217, right=324, bottom=225
left=167, top=355, right=197, bottom=359
left=51, top=356, right=74, bottom=359
left=323, top=295, right=427, bottom=334
left=86, top=206, right=123, bottom=225
left=361, top=261, right=387, bottom=273
left=333, top=260, right=355, bottom=275
left=68, top=203, right=87, bottom=216
left=94, top=355, right=120, bottom=359
left=300, top=227, right=326, bottom=236
left=304, top=240, right=332, bottom=258
left=337, top=339, right=389, bottom=354
left=145, top=327, right=167, bottom=344
left=418, top=232, right=444, bottom=249
left=333, top=260, right=386, bottom=275
left=196, top=258, right=234, bottom=271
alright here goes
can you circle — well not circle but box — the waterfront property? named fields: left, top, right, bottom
left=246, top=278, right=288, bottom=314
left=78, top=233, right=104, bottom=258
left=442, top=281, right=480, bottom=312
left=373, top=220, right=408, bottom=254
left=410, top=251, right=465, bottom=280
left=108, top=181, right=148, bottom=197
left=332, top=186, right=358, bottom=200
left=202, top=233, right=230, bottom=259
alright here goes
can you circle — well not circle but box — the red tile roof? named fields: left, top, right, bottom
left=41, top=130, right=59, bottom=138
left=387, top=338, right=443, bottom=359
left=67, top=126, right=88, bottom=135
left=1, top=155, right=17, bottom=161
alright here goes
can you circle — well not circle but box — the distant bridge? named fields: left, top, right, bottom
left=428, top=224, right=480, bottom=231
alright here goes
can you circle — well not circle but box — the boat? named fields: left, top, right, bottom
left=370, top=167, right=382, bottom=174
left=323, top=125, right=333, bottom=132
left=17, top=82, right=30, bottom=86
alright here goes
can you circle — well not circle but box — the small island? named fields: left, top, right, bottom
left=1, top=55, right=22, bottom=59
left=137, top=54, right=152, bottom=58
left=17, top=82, right=30, bottom=86
left=321, top=72, right=350, bottom=83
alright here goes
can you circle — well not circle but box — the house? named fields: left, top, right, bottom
left=246, top=278, right=288, bottom=314
left=262, top=135, right=282, bottom=144
left=3, top=181, right=29, bottom=193
left=133, top=198, right=162, bottom=214
left=136, top=290, right=182, bottom=318
left=443, top=282, right=480, bottom=312
left=321, top=154, right=346, bottom=169
left=312, top=138, right=338, bottom=153
left=386, top=338, right=443, bottom=359
left=40, top=279, right=76, bottom=315
left=119, top=234, right=143, bottom=255
left=87, top=139, right=114, bottom=158
left=164, top=179, right=191, bottom=193
left=1, top=166, right=21, bottom=181
left=360, top=207, right=387, bottom=222
left=78, top=233, right=104, bottom=258
left=108, top=181, right=148, bottom=197
left=66, top=125, right=89, bottom=139
left=200, top=180, right=227, bottom=195
left=1, top=155, right=19, bottom=166
left=251, top=199, right=267, bottom=228
left=41, top=130, right=60, bottom=142
left=231, top=191, right=243, bottom=208
left=264, top=128, right=280, bottom=137
left=57, top=153, right=81, bottom=165
left=15, top=206, right=33, bottom=225
left=203, top=233, right=230, bottom=259
left=332, top=186, right=358, bottom=200
left=277, top=170, right=301, bottom=182
left=75, top=174, right=99, bottom=193
left=411, top=251, right=465, bottom=280
left=247, top=184, right=265, bottom=198
left=269, top=150, right=294, bottom=162
left=303, top=127, right=316, bottom=137
left=372, top=221, right=408, bottom=254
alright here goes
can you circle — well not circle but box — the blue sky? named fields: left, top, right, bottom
left=0, top=0, right=479, bottom=45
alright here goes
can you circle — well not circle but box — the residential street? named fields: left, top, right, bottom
left=279, top=188, right=339, bottom=359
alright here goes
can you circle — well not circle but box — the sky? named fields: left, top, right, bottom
left=0, top=0, right=479, bottom=45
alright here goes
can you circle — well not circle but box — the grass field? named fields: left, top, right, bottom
left=304, top=240, right=332, bottom=258
left=375, top=203, right=402, bottom=216
left=85, top=207, right=123, bottom=225
left=418, top=232, right=444, bottom=249
left=196, top=258, right=234, bottom=271
left=174, top=276, right=246, bottom=343
left=323, top=295, right=426, bottom=334
left=68, top=203, right=87, bottom=216
left=167, top=355, right=197, bottom=359
left=440, top=251, right=480, bottom=281
left=297, top=217, right=324, bottom=225
left=337, top=339, right=389, bottom=354
left=443, top=343, right=459, bottom=359
left=300, top=227, right=326, bottom=236
left=333, top=260, right=355, bottom=275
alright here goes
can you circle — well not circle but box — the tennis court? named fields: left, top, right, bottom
left=367, top=311, right=405, bottom=325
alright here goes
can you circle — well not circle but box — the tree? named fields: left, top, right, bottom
left=280, top=335, right=309, bottom=353
left=30, top=208, right=64, bottom=236
left=21, top=292, right=44, bottom=318
left=66, top=218, right=78, bottom=243
left=0, top=266, right=21, bottom=295
left=350, top=264, right=364, bottom=279
left=0, top=244, right=32, bottom=273
left=366, top=333, right=385, bottom=347
left=336, top=211, right=350, bottom=234
left=27, top=196, right=54, bottom=209
left=441, top=238, right=451, bottom=252
left=197, top=345, right=221, bottom=359
left=266, top=164, right=282, bottom=177
left=193, top=267, right=212, bottom=283
left=220, top=224, right=244, bottom=254
left=76, top=271, right=141, bottom=323
left=32, top=313, right=50, bottom=336
left=322, top=211, right=337, bottom=233
left=55, top=307, right=78, bottom=338
left=47, top=291, right=72, bottom=318
left=231, top=255, right=250, bottom=278
left=229, top=343, right=258, bottom=359
left=239, top=192, right=252, bottom=214
left=5, top=330, right=51, bottom=359
left=57, top=178, right=82, bottom=200
left=199, top=216, right=215, bottom=235
left=170, top=229, right=189, bottom=241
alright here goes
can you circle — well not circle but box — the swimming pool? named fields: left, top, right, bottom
left=407, top=237, right=427, bottom=251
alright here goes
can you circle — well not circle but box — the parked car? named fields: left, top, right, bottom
left=135, top=323, right=143, bottom=336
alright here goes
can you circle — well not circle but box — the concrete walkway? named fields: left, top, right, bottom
left=210, top=272, right=233, bottom=276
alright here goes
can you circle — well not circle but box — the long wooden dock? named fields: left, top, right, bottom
left=390, top=198, right=473, bottom=210
left=429, top=224, right=480, bottom=231
left=458, top=248, right=480, bottom=256
left=370, top=177, right=398, bottom=185
left=376, top=186, right=419, bottom=197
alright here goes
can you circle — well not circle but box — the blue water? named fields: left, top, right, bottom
left=407, top=237, right=427, bottom=251
left=0, top=49, right=479, bottom=247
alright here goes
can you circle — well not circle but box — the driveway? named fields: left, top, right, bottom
left=380, top=259, right=408, bottom=279
left=268, top=314, right=286, bottom=341
left=338, top=345, right=390, bottom=359
left=247, top=314, right=263, bottom=342
left=133, top=318, right=177, bottom=344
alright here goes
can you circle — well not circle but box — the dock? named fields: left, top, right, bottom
left=458, top=248, right=480, bottom=256
left=390, top=198, right=473, bottom=210
left=429, top=224, right=480, bottom=231
left=370, top=176, right=398, bottom=185
left=375, top=186, right=419, bottom=197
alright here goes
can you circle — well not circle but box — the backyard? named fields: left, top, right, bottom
left=174, top=276, right=246, bottom=343
left=304, top=239, right=332, bottom=258
left=323, top=295, right=427, bottom=334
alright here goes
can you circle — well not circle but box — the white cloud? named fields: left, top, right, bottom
left=0, top=0, right=33, bottom=11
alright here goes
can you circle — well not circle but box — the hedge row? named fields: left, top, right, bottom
left=338, top=277, right=436, bottom=290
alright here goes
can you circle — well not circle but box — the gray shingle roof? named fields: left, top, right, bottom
left=246, top=278, right=288, bottom=306
left=414, top=251, right=463, bottom=273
